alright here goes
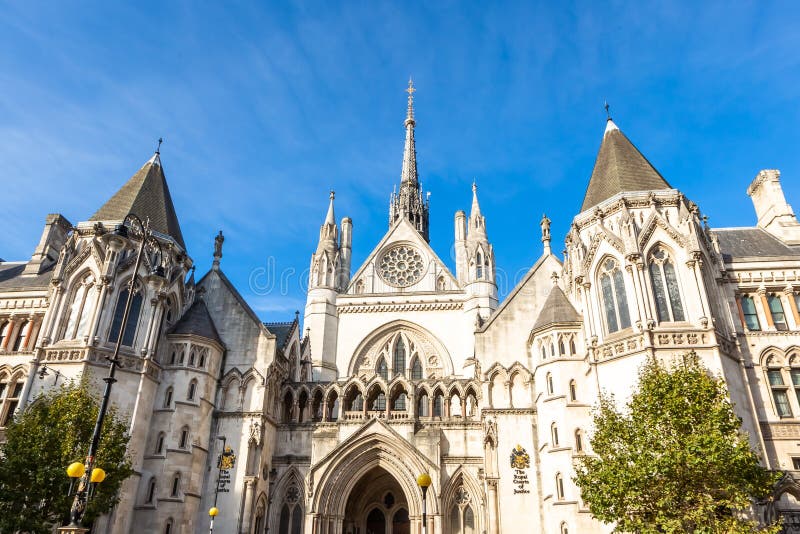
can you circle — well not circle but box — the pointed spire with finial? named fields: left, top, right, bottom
left=604, top=101, right=619, bottom=134
left=390, top=78, right=430, bottom=240
left=325, top=190, right=336, bottom=225
left=212, top=231, right=224, bottom=270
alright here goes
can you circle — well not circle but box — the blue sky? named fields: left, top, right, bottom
left=2, top=1, right=799, bottom=321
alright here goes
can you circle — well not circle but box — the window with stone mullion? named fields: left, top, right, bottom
left=768, top=369, right=792, bottom=417
left=393, top=337, right=406, bottom=377
left=649, top=252, right=685, bottom=322
left=599, top=258, right=631, bottom=334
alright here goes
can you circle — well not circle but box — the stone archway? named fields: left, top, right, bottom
left=343, top=466, right=411, bottom=534
left=307, top=419, right=440, bottom=534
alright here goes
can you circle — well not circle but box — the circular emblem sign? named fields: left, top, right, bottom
left=378, top=245, right=426, bottom=287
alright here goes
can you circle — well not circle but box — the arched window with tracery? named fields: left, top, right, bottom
left=376, top=357, right=388, bottom=381
left=599, top=258, right=631, bottom=333
left=393, top=337, right=406, bottom=377
left=449, top=485, right=476, bottom=534
left=61, top=273, right=95, bottom=340
left=648, top=246, right=685, bottom=322
left=411, top=356, right=423, bottom=380
left=108, top=284, right=144, bottom=346
left=278, top=482, right=303, bottom=534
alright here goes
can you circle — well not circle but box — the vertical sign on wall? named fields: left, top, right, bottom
left=509, top=444, right=531, bottom=494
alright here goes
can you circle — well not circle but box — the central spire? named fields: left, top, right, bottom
left=390, top=78, right=430, bottom=241
left=400, top=78, right=418, bottom=185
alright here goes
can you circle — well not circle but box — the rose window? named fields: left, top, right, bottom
left=378, top=245, right=426, bottom=287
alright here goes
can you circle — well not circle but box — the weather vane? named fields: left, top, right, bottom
left=604, top=101, right=611, bottom=120
left=156, top=137, right=164, bottom=154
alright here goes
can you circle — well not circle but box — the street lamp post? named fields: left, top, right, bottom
left=60, top=214, right=165, bottom=532
left=210, top=436, right=227, bottom=534
left=417, top=473, right=432, bottom=534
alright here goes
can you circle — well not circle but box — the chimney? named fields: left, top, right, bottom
left=23, top=214, right=72, bottom=275
left=747, top=170, right=800, bottom=245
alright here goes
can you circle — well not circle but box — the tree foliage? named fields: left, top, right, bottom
left=574, top=354, right=780, bottom=533
left=0, top=379, right=133, bottom=533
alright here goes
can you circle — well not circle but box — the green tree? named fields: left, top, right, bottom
left=0, top=379, right=133, bottom=533
left=574, top=353, right=780, bottom=533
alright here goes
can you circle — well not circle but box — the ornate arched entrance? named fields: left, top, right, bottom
left=343, top=466, right=411, bottom=534
left=307, top=419, right=440, bottom=534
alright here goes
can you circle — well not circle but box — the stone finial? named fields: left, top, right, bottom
left=212, top=231, right=224, bottom=270
left=540, top=213, right=552, bottom=255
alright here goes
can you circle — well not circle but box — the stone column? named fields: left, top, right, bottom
left=86, top=279, right=110, bottom=344
left=758, top=286, right=774, bottom=329
left=1, top=317, right=16, bottom=351
left=486, top=478, right=500, bottom=534
left=22, top=315, right=36, bottom=350
left=241, top=478, right=256, bottom=533
left=785, top=286, right=800, bottom=329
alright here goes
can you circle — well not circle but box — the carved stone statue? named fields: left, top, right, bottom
left=540, top=213, right=551, bottom=242
left=214, top=231, right=224, bottom=260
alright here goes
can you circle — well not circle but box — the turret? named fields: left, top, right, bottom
left=463, top=183, right=498, bottom=320
left=454, top=210, right=468, bottom=284
left=304, top=192, right=346, bottom=380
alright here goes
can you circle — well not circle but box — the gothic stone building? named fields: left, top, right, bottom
left=2, top=87, right=800, bottom=534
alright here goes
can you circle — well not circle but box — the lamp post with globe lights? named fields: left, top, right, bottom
left=417, top=473, right=432, bottom=534
left=60, top=214, right=166, bottom=533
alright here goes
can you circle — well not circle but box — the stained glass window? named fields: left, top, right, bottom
left=599, top=258, right=631, bottom=333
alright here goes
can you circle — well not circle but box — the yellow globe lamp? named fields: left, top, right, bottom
left=209, top=507, right=219, bottom=517
left=90, top=468, right=106, bottom=484
left=416, top=473, right=432, bottom=489
left=66, top=462, right=85, bottom=479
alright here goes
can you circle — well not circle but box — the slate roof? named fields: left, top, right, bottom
left=264, top=321, right=295, bottom=350
left=0, top=262, right=54, bottom=291
left=532, top=285, right=582, bottom=332
left=169, top=299, right=223, bottom=345
left=714, top=227, right=800, bottom=262
left=90, top=154, right=185, bottom=248
left=581, top=120, right=672, bottom=212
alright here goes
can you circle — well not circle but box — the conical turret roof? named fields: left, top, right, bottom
left=90, top=153, right=185, bottom=248
left=532, top=285, right=581, bottom=332
left=581, top=120, right=671, bottom=212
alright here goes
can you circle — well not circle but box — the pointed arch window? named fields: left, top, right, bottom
left=449, top=485, right=475, bottom=534
left=145, top=477, right=157, bottom=504
left=393, top=337, right=406, bottom=377
left=476, top=252, right=484, bottom=280
left=164, top=519, right=173, bottom=534
left=569, top=380, right=577, bottom=401
left=546, top=372, right=554, bottom=395
left=278, top=483, right=303, bottom=534
left=187, top=379, right=198, bottom=401
left=170, top=473, right=181, bottom=497
left=411, top=357, right=423, bottom=380
left=155, top=432, right=165, bottom=454
left=551, top=422, right=559, bottom=446
left=164, top=387, right=173, bottom=409
left=418, top=392, right=429, bottom=417
left=62, top=274, right=95, bottom=340
left=376, top=357, right=388, bottom=381
left=575, top=429, right=584, bottom=453
left=433, top=391, right=444, bottom=417
left=648, top=247, right=685, bottom=322
left=179, top=427, right=190, bottom=449
left=556, top=472, right=565, bottom=500
left=599, top=258, right=631, bottom=333
left=767, top=362, right=792, bottom=418
left=108, top=285, right=144, bottom=347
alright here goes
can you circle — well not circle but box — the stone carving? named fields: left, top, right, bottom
left=377, top=245, right=426, bottom=287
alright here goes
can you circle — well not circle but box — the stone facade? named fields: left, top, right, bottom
left=3, top=91, right=800, bottom=534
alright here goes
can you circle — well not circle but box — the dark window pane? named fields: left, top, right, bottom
left=122, top=293, right=143, bottom=346
left=377, top=358, right=388, bottom=381
left=741, top=297, right=761, bottom=331
left=600, top=273, right=618, bottom=333
left=769, top=296, right=788, bottom=331
left=279, top=504, right=290, bottom=534
left=650, top=263, right=670, bottom=322
left=663, top=261, right=685, bottom=321
left=774, top=390, right=792, bottom=417
left=108, top=289, right=129, bottom=343
left=612, top=268, right=631, bottom=329
left=393, top=338, right=406, bottom=376
left=291, top=505, right=302, bottom=534
left=768, top=370, right=785, bottom=386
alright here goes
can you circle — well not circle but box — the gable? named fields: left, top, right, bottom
left=347, top=218, right=459, bottom=294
